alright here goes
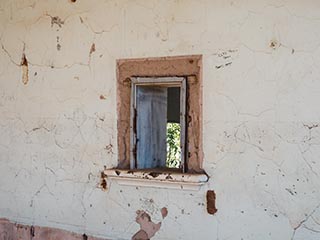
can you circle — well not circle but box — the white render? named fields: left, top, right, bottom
left=1, top=0, right=320, bottom=239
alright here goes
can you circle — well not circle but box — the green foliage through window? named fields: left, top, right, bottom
left=166, top=123, right=181, bottom=168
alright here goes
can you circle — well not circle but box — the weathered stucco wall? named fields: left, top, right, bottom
left=1, top=0, right=320, bottom=239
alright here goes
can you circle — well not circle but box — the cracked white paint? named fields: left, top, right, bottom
left=0, top=0, right=320, bottom=239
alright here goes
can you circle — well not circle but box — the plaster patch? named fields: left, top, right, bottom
left=206, top=190, right=218, bottom=215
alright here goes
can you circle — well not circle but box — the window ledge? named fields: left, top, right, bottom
left=104, top=169, right=209, bottom=191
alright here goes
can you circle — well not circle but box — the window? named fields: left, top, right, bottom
left=103, top=55, right=207, bottom=190
left=130, top=77, right=186, bottom=171
left=115, top=55, right=204, bottom=174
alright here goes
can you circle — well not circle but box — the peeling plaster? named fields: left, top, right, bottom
left=132, top=207, right=168, bottom=240
left=206, top=190, right=217, bottom=215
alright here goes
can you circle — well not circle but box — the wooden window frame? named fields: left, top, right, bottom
left=116, top=55, right=203, bottom=173
left=130, top=77, right=187, bottom=172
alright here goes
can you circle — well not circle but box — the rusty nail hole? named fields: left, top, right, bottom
left=189, top=59, right=194, bottom=64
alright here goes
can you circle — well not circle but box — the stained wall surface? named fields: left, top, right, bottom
left=1, top=0, right=320, bottom=239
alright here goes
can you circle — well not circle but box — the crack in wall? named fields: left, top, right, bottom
left=291, top=203, right=320, bottom=239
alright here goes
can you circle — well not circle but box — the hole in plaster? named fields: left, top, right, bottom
left=269, top=39, right=279, bottom=50
left=100, top=172, right=107, bottom=190
left=206, top=190, right=217, bottom=215
left=161, top=207, right=168, bottom=218
left=20, top=53, right=29, bottom=85
left=89, top=43, right=96, bottom=55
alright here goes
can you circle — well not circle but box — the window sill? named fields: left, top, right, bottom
left=104, top=169, right=209, bottom=191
